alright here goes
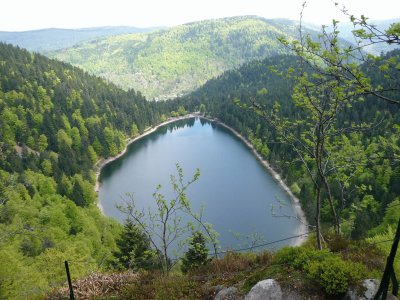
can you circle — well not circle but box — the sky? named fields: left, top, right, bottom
left=0, top=0, right=399, bottom=31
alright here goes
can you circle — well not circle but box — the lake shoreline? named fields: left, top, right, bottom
left=94, top=113, right=199, bottom=194
left=94, top=113, right=309, bottom=246
left=202, top=117, right=309, bottom=246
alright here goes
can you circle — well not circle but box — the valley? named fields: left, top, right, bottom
left=0, top=9, right=399, bottom=299
left=47, top=16, right=307, bottom=100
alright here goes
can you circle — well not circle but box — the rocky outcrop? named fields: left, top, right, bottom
left=213, top=279, right=305, bottom=300
left=244, top=279, right=283, bottom=300
left=214, top=287, right=242, bottom=300
left=213, top=278, right=399, bottom=300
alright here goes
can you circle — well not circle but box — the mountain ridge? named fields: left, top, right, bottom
left=0, top=26, right=162, bottom=52
left=48, top=16, right=307, bottom=100
left=7, top=15, right=395, bottom=101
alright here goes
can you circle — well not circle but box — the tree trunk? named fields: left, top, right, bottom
left=322, top=177, right=340, bottom=235
left=163, top=245, right=169, bottom=275
left=315, top=186, right=322, bottom=250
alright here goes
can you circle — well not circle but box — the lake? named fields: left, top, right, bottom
left=98, top=117, right=304, bottom=252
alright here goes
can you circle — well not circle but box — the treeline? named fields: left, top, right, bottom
left=49, top=16, right=313, bottom=100
left=0, top=43, right=178, bottom=298
left=178, top=51, right=400, bottom=238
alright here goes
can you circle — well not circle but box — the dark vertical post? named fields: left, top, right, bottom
left=390, top=271, right=398, bottom=296
left=64, top=260, right=75, bottom=300
left=374, top=217, right=400, bottom=299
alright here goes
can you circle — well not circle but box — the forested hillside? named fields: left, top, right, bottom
left=1, top=14, right=399, bottom=297
left=0, top=43, right=174, bottom=298
left=49, top=16, right=319, bottom=100
left=0, top=26, right=159, bottom=53
left=179, top=50, right=400, bottom=239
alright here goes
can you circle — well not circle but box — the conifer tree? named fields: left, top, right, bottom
left=115, top=219, right=156, bottom=270
left=181, top=231, right=209, bottom=273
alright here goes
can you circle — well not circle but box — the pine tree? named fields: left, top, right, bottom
left=181, top=231, right=209, bottom=273
left=115, top=219, right=155, bottom=270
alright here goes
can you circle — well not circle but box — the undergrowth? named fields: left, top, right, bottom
left=49, top=237, right=387, bottom=299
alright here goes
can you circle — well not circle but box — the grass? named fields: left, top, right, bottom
left=120, top=271, right=207, bottom=300
left=48, top=236, right=389, bottom=299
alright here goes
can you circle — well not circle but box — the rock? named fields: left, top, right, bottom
left=213, top=285, right=225, bottom=294
left=343, top=279, right=398, bottom=300
left=214, top=287, right=242, bottom=300
left=245, top=279, right=282, bottom=300
left=363, top=279, right=380, bottom=299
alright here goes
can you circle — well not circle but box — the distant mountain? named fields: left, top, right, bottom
left=334, top=18, right=399, bottom=55
left=301, top=18, right=400, bottom=55
left=48, top=16, right=322, bottom=100
left=0, top=26, right=161, bottom=52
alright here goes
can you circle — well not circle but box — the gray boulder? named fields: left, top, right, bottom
left=214, top=287, right=242, bottom=300
left=344, top=279, right=398, bottom=300
left=245, top=279, right=283, bottom=300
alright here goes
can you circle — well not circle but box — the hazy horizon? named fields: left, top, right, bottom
left=1, top=0, right=399, bottom=32
left=1, top=16, right=399, bottom=33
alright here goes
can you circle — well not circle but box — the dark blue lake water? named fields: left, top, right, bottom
left=98, top=118, right=303, bottom=252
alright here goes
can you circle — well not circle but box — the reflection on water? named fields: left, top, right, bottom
left=99, top=118, right=301, bottom=251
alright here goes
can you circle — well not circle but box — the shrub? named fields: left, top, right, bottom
left=202, top=252, right=257, bottom=275
left=290, top=182, right=301, bottom=195
left=326, top=234, right=350, bottom=252
left=306, top=255, right=367, bottom=296
left=340, top=241, right=385, bottom=272
left=274, top=246, right=330, bottom=270
left=255, top=251, right=273, bottom=265
left=274, top=246, right=368, bottom=296
left=273, top=246, right=303, bottom=266
left=154, top=276, right=203, bottom=300
left=122, top=272, right=205, bottom=300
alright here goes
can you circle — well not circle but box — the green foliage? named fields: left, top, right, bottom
left=268, top=17, right=397, bottom=243
left=342, top=11, right=400, bottom=55
left=306, top=255, right=366, bottom=296
left=48, top=240, right=388, bottom=299
left=274, top=246, right=367, bottom=296
left=115, top=219, right=157, bottom=270
left=368, top=227, right=400, bottom=277
left=181, top=231, right=209, bottom=273
left=131, top=122, right=139, bottom=137
left=0, top=27, right=157, bottom=52
left=386, top=22, right=400, bottom=38
left=0, top=43, right=174, bottom=298
left=274, top=246, right=329, bottom=270
left=0, top=13, right=398, bottom=298
left=198, top=251, right=264, bottom=277
left=177, top=105, right=187, bottom=116
left=199, top=103, right=206, bottom=115
left=122, top=272, right=205, bottom=300
left=369, top=199, right=400, bottom=236
left=117, top=164, right=215, bottom=275
left=153, top=276, right=202, bottom=300
left=49, top=16, right=318, bottom=100
left=290, top=182, right=301, bottom=196
left=70, top=174, right=97, bottom=207
left=179, top=46, right=400, bottom=237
